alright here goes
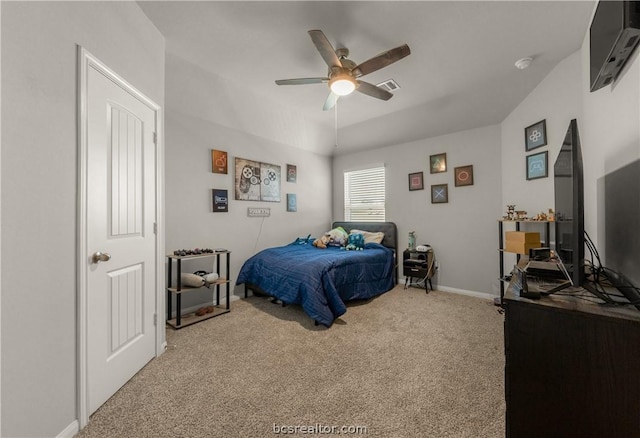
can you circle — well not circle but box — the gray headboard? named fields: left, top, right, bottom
left=331, top=221, right=398, bottom=252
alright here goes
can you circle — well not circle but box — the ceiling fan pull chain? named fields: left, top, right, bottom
left=335, top=100, right=339, bottom=148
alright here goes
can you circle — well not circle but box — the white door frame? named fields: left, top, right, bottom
left=76, top=46, right=165, bottom=428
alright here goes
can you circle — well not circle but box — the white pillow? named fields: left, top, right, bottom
left=180, top=273, right=205, bottom=288
left=350, top=229, right=385, bottom=244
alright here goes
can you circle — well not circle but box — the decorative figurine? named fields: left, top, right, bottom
left=408, top=231, right=416, bottom=250
left=532, top=211, right=548, bottom=221
left=506, top=205, right=516, bottom=220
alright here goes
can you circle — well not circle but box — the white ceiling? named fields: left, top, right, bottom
left=139, top=1, right=596, bottom=155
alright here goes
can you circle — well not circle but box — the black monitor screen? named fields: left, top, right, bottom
left=554, top=119, right=585, bottom=286
left=605, top=159, right=640, bottom=309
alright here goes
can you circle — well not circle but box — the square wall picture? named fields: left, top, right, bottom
left=212, top=189, right=228, bottom=212
left=430, top=153, right=447, bottom=173
left=525, top=120, right=547, bottom=151
left=211, top=149, right=228, bottom=174
left=431, top=184, right=448, bottom=204
left=454, top=165, right=474, bottom=187
left=408, top=171, right=424, bottom=191
left=526, top=151, right=548, bottom=180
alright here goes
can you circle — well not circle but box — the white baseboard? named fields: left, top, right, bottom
left=58, top=420, right=79, bottom=438
left=435, top=285, right=495, bottom=301
left=402, top=276, right=496, bottom=301
left=158, top=340, right=168, bottom=357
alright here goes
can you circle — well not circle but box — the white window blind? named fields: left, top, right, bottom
left=344, top=166, right=386, bottom=222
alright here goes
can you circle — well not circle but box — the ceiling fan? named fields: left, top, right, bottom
left=275, top=30, right=411, bottom=111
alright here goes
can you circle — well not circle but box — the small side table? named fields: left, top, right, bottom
left=403, top=248, right=435, bottom=291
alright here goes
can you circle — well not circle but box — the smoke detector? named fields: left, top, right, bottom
left=515, top=57, right=533, bottom=70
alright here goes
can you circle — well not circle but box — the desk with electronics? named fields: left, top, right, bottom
left=503, top=253, right=640, bottom=437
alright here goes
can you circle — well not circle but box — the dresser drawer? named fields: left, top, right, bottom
left=403, top=265, right=429, bottom=278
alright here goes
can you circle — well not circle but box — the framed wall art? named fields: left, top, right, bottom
left=431, top=184, right=448, bottom=204
left=286, top=164, right=297, bottom=183
left=234, top=157, right=281, bottom=202
left=526, top=151, right=548, bottom=180
left=287, top=193, right=297, bottom=212
left=212, top=189, right=228, bottom=212
left=408, top=171, right=424, bottom=191
left=430, top=153, right=447, bottom=173
left=525, top=120, right=547, bottom=151
left=454, top=165, right=474, bottom=187
left=211, top=149, right=228, bottom=174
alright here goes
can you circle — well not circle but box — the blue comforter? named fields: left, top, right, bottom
left=236, top=242, right=395, bottom=326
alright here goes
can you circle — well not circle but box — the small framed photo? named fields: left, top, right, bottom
left=431, top=184, right=448, bottom=204
left=212, top=189, right=228, bottom=212
left=526, top=151, right=548, bottom=180
left=525, top=120, right=547, bottom=151
left=408, top=171, right=424, bottom=191
left=286, top=164, right=297, bottom=183
left=211, top=149, right=228, bottom=174
left=430, top=153, right=447, bottom=173
left=286, top=193, right=297, bottom=212
left=454, top=165, right=474, bottom=187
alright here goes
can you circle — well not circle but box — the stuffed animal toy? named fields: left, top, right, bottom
left=344, top=233, right=365, bottom=251
left=326, top=227, right=348, bottom=247
left=313, top=234, right=330, bottom=249
left=313, top=227, right=349, bottom=249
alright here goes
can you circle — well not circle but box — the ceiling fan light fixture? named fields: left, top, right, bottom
left=329, top=75, right=356, bottom=96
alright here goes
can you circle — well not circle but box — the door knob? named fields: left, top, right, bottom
left=91, top=251, right=111, bottom=264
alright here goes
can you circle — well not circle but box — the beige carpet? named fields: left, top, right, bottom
left=76, top=286, right=505, bottom=438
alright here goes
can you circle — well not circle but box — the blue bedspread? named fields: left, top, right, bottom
left=236, top=242, right=395, bottom=326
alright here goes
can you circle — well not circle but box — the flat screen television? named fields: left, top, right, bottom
left=590, top=0, right=640, bottom=92
left=553, top=119, right=585, bottom=287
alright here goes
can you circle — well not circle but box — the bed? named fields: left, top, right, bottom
left=236, top=221, right=398, bottom=327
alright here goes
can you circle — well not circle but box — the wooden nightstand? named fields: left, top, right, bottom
left=403, top=248, right=435, bottom=291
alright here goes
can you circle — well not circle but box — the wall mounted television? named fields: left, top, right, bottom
left=590, top=0, right=640, bottom=92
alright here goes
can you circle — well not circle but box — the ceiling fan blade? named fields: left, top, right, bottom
left=275, top=77, right=329, bottom=85
left=323, top=92, right=339, bottom=111
left=356, top=81, right=393, bottom=101
left=308, top=30, right=343, bottom=69
left=353, top=44, right=411, bottom=77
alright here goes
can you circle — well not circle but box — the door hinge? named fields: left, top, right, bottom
left=153, top=132, right=157, bottom=144
left=153, top=222, right=157, bottom=234
left=153, top=313, right=158, bottom=326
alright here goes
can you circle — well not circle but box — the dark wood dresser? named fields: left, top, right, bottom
left=503, top=280, right=640, bottom=437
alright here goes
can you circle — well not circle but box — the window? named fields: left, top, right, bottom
left=344, top=166, right=386, bottom=221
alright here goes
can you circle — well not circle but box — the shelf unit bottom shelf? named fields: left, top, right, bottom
left=166, top=305, right=230, bottom=329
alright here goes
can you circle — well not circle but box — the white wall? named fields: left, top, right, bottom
left=499, top=0, right=640, bottom=270
left=333, top=2, right=640, bottom=298
left=1, top=2, right=164, bottom=437
left=501, top=51, right=583, bottom=215
left=499, top=51, right=583, bottom=273
left=332, top=125, right=503, bottom=296
left=164, top=53, right=333, bottom=309
left=580, top=30, right=640, bottom=260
